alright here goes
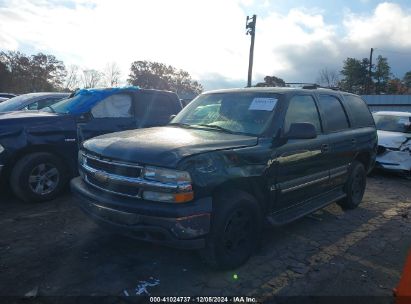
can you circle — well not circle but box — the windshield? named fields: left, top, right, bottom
left=373, top=114, right=411, bottom=133
left=0, top=94, right=37, bottom=112
left=171, top=92, right=279, bottom=136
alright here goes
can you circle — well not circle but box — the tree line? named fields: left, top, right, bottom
left=0, top=50, right=203, bottom=96
left=257, top=55, right=411, bottom=95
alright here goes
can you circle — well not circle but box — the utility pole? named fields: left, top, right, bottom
left=246, top=15, right=257, bottom=87
left=368, top=47, right=374, bottom=94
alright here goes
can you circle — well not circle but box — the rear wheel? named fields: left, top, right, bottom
left=200, top=191, right=262, bottom=270
left=338, top=161, right=366, bottom=210
left=10, top=152, right=68, bottom=203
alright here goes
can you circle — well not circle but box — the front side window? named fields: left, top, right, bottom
left=91, top=94, right=132, bottom=118
left=318, top=95, right=349, bottom=132
left=172, top=92, right=279, bottom=136
left=284, top=95, right=322, bottom=133
left=373, top=114, right=411, bottom=133
left=136, top=94, right=177, bottom=126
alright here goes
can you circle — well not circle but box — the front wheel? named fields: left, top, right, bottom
left=338, top=161, right=366, bottom=210
left=200, top=191, right=262, bottom=270
left=10, top=152, right=68, bottom=203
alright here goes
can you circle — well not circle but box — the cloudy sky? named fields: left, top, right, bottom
left=0, top=0, right=410, bottom=90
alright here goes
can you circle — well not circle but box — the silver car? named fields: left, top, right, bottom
left=373, top=111, right=411, bottom=177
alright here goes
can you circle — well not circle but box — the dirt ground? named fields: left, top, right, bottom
left=0, top=172, right=410, bottom=302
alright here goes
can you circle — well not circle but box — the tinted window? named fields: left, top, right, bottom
left=136, top=93, right=177, bottom=126
left=318, top=95, right=349, bottom=132
left=284, top=95, right=321, bottom=133
left=343, top=95, right=374, bottom=127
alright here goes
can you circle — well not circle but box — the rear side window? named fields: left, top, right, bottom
left=342, top=95, right=374, bottom=127
left=284, top=95, right=322, bottom=133
left=91, top=94, right=133, bottom=118
left=318, top=95, right=349, bottom=132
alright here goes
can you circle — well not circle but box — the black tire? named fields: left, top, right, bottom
left=10, top=152, right=68, bottom=203
left=200, top=190, right=262, bottom=270
left=338, top=161, right=366, bottom=210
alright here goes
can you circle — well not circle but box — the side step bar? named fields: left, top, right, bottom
left=266, top=188, right=346, bottom=226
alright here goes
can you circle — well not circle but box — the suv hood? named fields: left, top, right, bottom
left=83, top=126, right=258, bottom=167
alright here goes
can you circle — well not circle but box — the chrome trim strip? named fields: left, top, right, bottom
left=83, top=153, right=144, bottom=170
left=84, top=175, right=142, bottom=199
left=281, top=176, right=329, bottom=194
left=82, top=163, right=190, bottom=192
left=330, top=171, right=347, bottom=179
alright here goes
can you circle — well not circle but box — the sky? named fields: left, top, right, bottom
left=0, top=0, right=410, bottom=90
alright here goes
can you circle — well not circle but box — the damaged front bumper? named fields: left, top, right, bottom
left=71, top=177, right=211, bottom=249
left=376, top=146, right=411, bottom=173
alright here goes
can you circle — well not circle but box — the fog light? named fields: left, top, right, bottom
left=143, top=191, right=194, bottom=203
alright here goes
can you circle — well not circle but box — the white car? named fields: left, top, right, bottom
left=373, top=111, right=411, bottom=177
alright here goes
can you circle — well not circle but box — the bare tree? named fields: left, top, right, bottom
left=64, top=65, right=80, bottom=91
left=103, top=62, right=121, bottom=87
left=317, top=68, right=339, bottom=87
left=82, top=69, right=103, bottom=88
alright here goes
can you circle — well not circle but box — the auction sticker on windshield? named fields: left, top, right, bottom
left=248, top=97, right=278, bottom=111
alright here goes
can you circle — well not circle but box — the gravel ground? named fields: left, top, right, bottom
left=0, top=172, right=410, bottom=302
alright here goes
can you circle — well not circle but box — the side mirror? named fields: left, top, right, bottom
left=77, top=112, right=92, bottom=123
left=285, top=123, right=317, bottom=139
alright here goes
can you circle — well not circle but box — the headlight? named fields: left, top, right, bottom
left=143, top=166, right=191, bottom=183
left=0, top=144, right=4, bottom=154
left=143, top=191, right=194, bottom=203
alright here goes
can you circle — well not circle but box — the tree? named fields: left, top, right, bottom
left=0, top=50, right=66, bottom=93
left=403, top=71, right=411, bottom=90
left=317, top=68, right=339, bottom=87
left=103, top=62, right=121, bottom=87
left=128, top=60, right=203, bottom=96
left=64, top=65, right=80, bottom=91
left=255, top=75, right=286, bottom=87
left=373, top=55, right=391, bottom=94
left=387, top=78, right=408, bottom=95
left=81, top=69, right=103, bottom=88
left=339, top=57, right=370, bottom=94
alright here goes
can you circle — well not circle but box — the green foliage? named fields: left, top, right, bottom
left=0, top=50, right=66, bottom=93
left=128, top=60, right=203, bottom=96
left=255, top=75, right=286, bottom=87
left=374, top=55, right=391, bottom=94
left=339, top=57, right=370, bottom=94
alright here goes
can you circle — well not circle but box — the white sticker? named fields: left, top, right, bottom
left=248, top=98, right=278, bottom=111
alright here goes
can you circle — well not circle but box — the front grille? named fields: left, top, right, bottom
left=86, top=157, right=142, bottom=178
left=86, top=173, right=140, bottom=197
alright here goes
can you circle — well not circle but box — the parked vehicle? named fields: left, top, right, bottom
left=0, top=93, right=17, bottom=99
left=0, top=92, right=70, bottom=112
left=0, top=97, right=7, bottom=103
left=71, top=87, right=377, bottom=269
left=0, top=87, right=182, bottom=202
left=373, top=111, right=411, bottom=177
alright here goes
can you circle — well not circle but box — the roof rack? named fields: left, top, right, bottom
left=285, top=83, right=341, bottom=91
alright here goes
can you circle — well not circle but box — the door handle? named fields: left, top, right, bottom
left=321, top=144, right=329, bottom=153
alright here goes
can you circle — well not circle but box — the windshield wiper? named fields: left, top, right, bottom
left=168, top=122, right=192, bottom=128
left=195, top=124, right=234, bottom=134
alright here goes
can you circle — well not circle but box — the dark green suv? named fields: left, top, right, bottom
left=71, top=87, right=377, bottom=269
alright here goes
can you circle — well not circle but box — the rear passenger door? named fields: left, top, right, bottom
left=275, top=94, right=331, bottom=209
left=135, top=92, right=180, bottom=128
left=316, top=94, right=355, bottom=187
